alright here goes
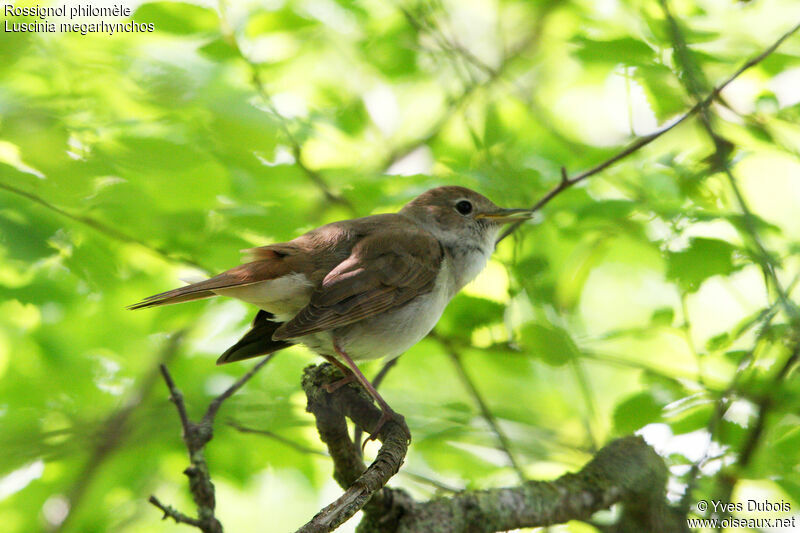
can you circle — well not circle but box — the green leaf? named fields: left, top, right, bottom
left=651, top=307, right=675, bottom=327
left=706, top=332, right=731, bottom=352
left=199, top=37, right=240, bottom=61
left=669, top=402, right=714, bottom=434
left=635, top=65, right=689, bottom=121
left=519, top=323, right=580, bottom=366
left=613, top=392, right=663, bottom=434
left=332, top=98, right=369, bottom=136
left=438, top=295, right=505, bottom=340
left=571, top=37, right=655, bottom=66
left=666, top=238, right=740, bottom=292
left=134, top=2, right=219, bottom=34
left=245, top=8, right=315, bottom=36
left=361, top=25, right=418, bottom=78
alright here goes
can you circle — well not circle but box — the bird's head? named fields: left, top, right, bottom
left=400, top=186, right=532, bottom=250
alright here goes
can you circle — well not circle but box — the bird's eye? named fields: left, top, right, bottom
left=455, top=200, right=473, bottom=215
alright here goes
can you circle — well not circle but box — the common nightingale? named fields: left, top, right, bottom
left=131, top=186, right=532, bottom=439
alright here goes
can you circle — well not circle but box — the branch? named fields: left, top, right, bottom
left=357, top=436, right=687, bottom=533
left=148, top=355, right=274, bottom=532
left=496, top=19, right=800, bottom=244
left=298, top=357, right=682, bottom=533
left=211, top=356, right=680, bottom=533
left=297, top=363, right=410, bottom=533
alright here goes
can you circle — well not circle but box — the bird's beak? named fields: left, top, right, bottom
left=476, top=208, right=534, bottom=223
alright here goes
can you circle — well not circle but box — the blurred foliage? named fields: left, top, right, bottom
left=1, top=0, right=800, bottom=532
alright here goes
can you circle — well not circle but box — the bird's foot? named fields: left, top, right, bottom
left=322, top=373, right=356, bottom=393
left=363, top=408, right=410, bottom=451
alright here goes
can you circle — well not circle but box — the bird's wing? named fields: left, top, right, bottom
left=127, top=247, right=299, bottom=309
left=273, top=228, right=443, bottom=340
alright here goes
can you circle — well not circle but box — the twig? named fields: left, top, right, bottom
left=149, top=496, right=203, bottom=528
left=568, top=358, right=599, bottom=453
left=400, top=471, right=460, bottom=494
left=381, top=2, right=557, bottom=172
left=215, top=1, right=356, bottom=215
left=159, top=364, right=192, bottom=433
left=227, top=421, right=328, bottom=457
left=716, top=341, right=799, bottom=510
left=496, top=19, right=800, bottom=244
left=148, top=356, right=273, bottom=532
left=658, top=2, right=799, bottom=322
left=434, top=334, right=527, bottom=482
left=203, top=355, right=275, bottom=425
left=228, top=418, right=461, bottom=492
left=678, top=303, right=783, bottom=513
left=0, top=182, right=211, bottom=273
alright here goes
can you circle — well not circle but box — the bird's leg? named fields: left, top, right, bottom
left=332, top=340, right=410, bottom=443
left=320, top=355, right=356, bottom=393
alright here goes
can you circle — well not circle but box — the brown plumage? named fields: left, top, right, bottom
left=130, top=186, right=533, bottom=441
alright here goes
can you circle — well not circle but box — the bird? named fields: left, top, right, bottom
left=130, top=186, right=532, bottom=440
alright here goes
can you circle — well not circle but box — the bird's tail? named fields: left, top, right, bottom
left=127, top=261, right=278, bottom=310
left=217, top=310, right=291, bottom=364
left=127, top=285, right=217, bottom=309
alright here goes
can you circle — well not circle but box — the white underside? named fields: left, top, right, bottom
left=302, top=265, right=453, bottom=361
left=213, top=272, right=313, bottom=323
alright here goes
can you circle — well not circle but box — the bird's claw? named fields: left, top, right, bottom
left=322, top=374, right=356, bottom=393
left=361, top=410, right=411, bottom=452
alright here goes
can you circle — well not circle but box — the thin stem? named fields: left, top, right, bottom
left=381, top=2, right=557, bottom=172
left=496, top=19, right=800, bottom=244
left=568, top=358, right=599, bottom=453
left=0, top=182, right=211, bottom=273
left=149, top=496, right=203, bottom=528
left=434, top=335, right=527, bottom=481
left=658, top=1, right=798, bottom=321
left=215, top=1, right=356, bottom=215
left=227, top=421, right=328, bottom=457
left=228, top=419, right=461, bottom=493
left=203, top=354, right=275, bottom=425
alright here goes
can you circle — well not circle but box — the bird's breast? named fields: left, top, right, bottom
left=444, top=242, right=492, bottom=293
left=307, top=259, right=455, bottom=361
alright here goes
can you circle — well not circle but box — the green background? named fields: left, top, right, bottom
left=1, top=0, right=800, bottom=531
